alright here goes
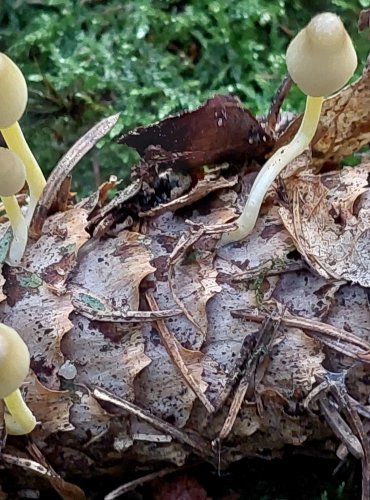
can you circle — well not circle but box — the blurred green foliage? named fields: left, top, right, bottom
left=0, top=0, right=368, bottom=195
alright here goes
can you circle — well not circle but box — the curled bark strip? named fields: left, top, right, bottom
left=139, top=176, right=238, bottom=217
left=31, top=113, right=120, bottom=238
left=86, top=178, right=142, bottom=231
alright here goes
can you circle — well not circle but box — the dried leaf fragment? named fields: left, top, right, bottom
left=1, top=280, right=74, bottom=387
left=26, top=372, right=74, bottom=436
left=139, top=175, right=238, bottom=217
left=280, top=165, right=370, bottom=285
left=119, top=95, right=273, bottom=172
left=69, top=230, right=155, bottom=309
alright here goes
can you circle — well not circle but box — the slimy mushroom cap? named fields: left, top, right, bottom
left=0, top=53, right=28, bottom=128
left=0, top=324, right=30, bottom=399
left=0, top=147, right=26, bottom=197
left=286, top=12, right=357, bottom=97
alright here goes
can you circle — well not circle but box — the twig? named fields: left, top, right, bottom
left=311, top=372, right=370, bottom=500
left=104, top=466, right=177, bottom=500
left=218, top=317, right=280, bottom=440
left=145, top=291, right=214, bottom=413
left=232, top=310, right=370, bottom=363
left=267, top=75, right=293, bottom=133
left=93, top=387, right=218, bottom=466
left=71, top=285, right=182, bottom=322
left=167, top=228, right=207, bottom=334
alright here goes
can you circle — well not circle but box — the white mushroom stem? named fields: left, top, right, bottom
left=219, top=95, right=323, bottom=246
left=218, top=13, right=356, bottom=247
left=1, top=195, right=28, bottom=265
left=1, top=122, right=46, bottom=224
left=3, top=388, right=36, bottom=435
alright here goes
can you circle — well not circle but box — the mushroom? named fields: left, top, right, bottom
left=0, top=147, right=28, bottom=264
left=219, top=13, right=357, bottom=246
left=0, top=323, right=36, bottom=435
left=0, top=53, right=46, bottom=224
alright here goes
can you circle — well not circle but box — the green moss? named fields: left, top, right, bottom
left=0, top=0, right=367, bottom=195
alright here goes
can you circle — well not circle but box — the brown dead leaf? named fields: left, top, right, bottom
left=86, top=179, right=142, bottom=234
left=69, top=230, right=155, bottom=309
left=119, top=94, right=273, bottom=172
left=258, top=325, right=326, bottom=402
left=146, top=291, right=212, bottom=413
left=1, top=281, right=73, bottom=387
left=62, top=319, right=151, bottom=401
left=70, top=390, right=112, bottom=440
left=279, top=165, right=370, bottom=285
left=96, top=176, right=122, bottom=206
left=22, top=207, right=89, bottom=291
left=325, top=285, right=370, bottom=371
left=26, top=372, right=73, bottom=436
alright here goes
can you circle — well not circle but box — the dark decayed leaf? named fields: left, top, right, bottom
left=358, top=9, right=370, bottom=31
left=118, top=95, right=273, bottom=172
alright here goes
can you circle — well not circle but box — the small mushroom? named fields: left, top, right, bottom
left=0, top=323, right=36, bottom=435
left=0, top=147, right=28, bottom=264
left=286, top=12, right=357, bottom=97
left=0, top=53, right=46, bottom=224
left=219, top=13, right=357, bottom=246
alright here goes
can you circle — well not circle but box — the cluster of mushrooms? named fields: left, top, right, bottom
left=0, top=54, right=46, bottom=434
left=0, top=12, right=359, bottom=436
left=0, top=52, right=46, bottom=262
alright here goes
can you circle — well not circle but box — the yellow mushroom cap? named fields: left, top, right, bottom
left=0, top=147, right=26, bottom=197
left=0, top=324, right=30, bottom=399
left=0, top=53, right=28, bottom=128
left=286, top=12, right=357, bottom=97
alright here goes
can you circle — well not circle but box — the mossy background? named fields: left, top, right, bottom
left=0, top=0, right=368, bottom=196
